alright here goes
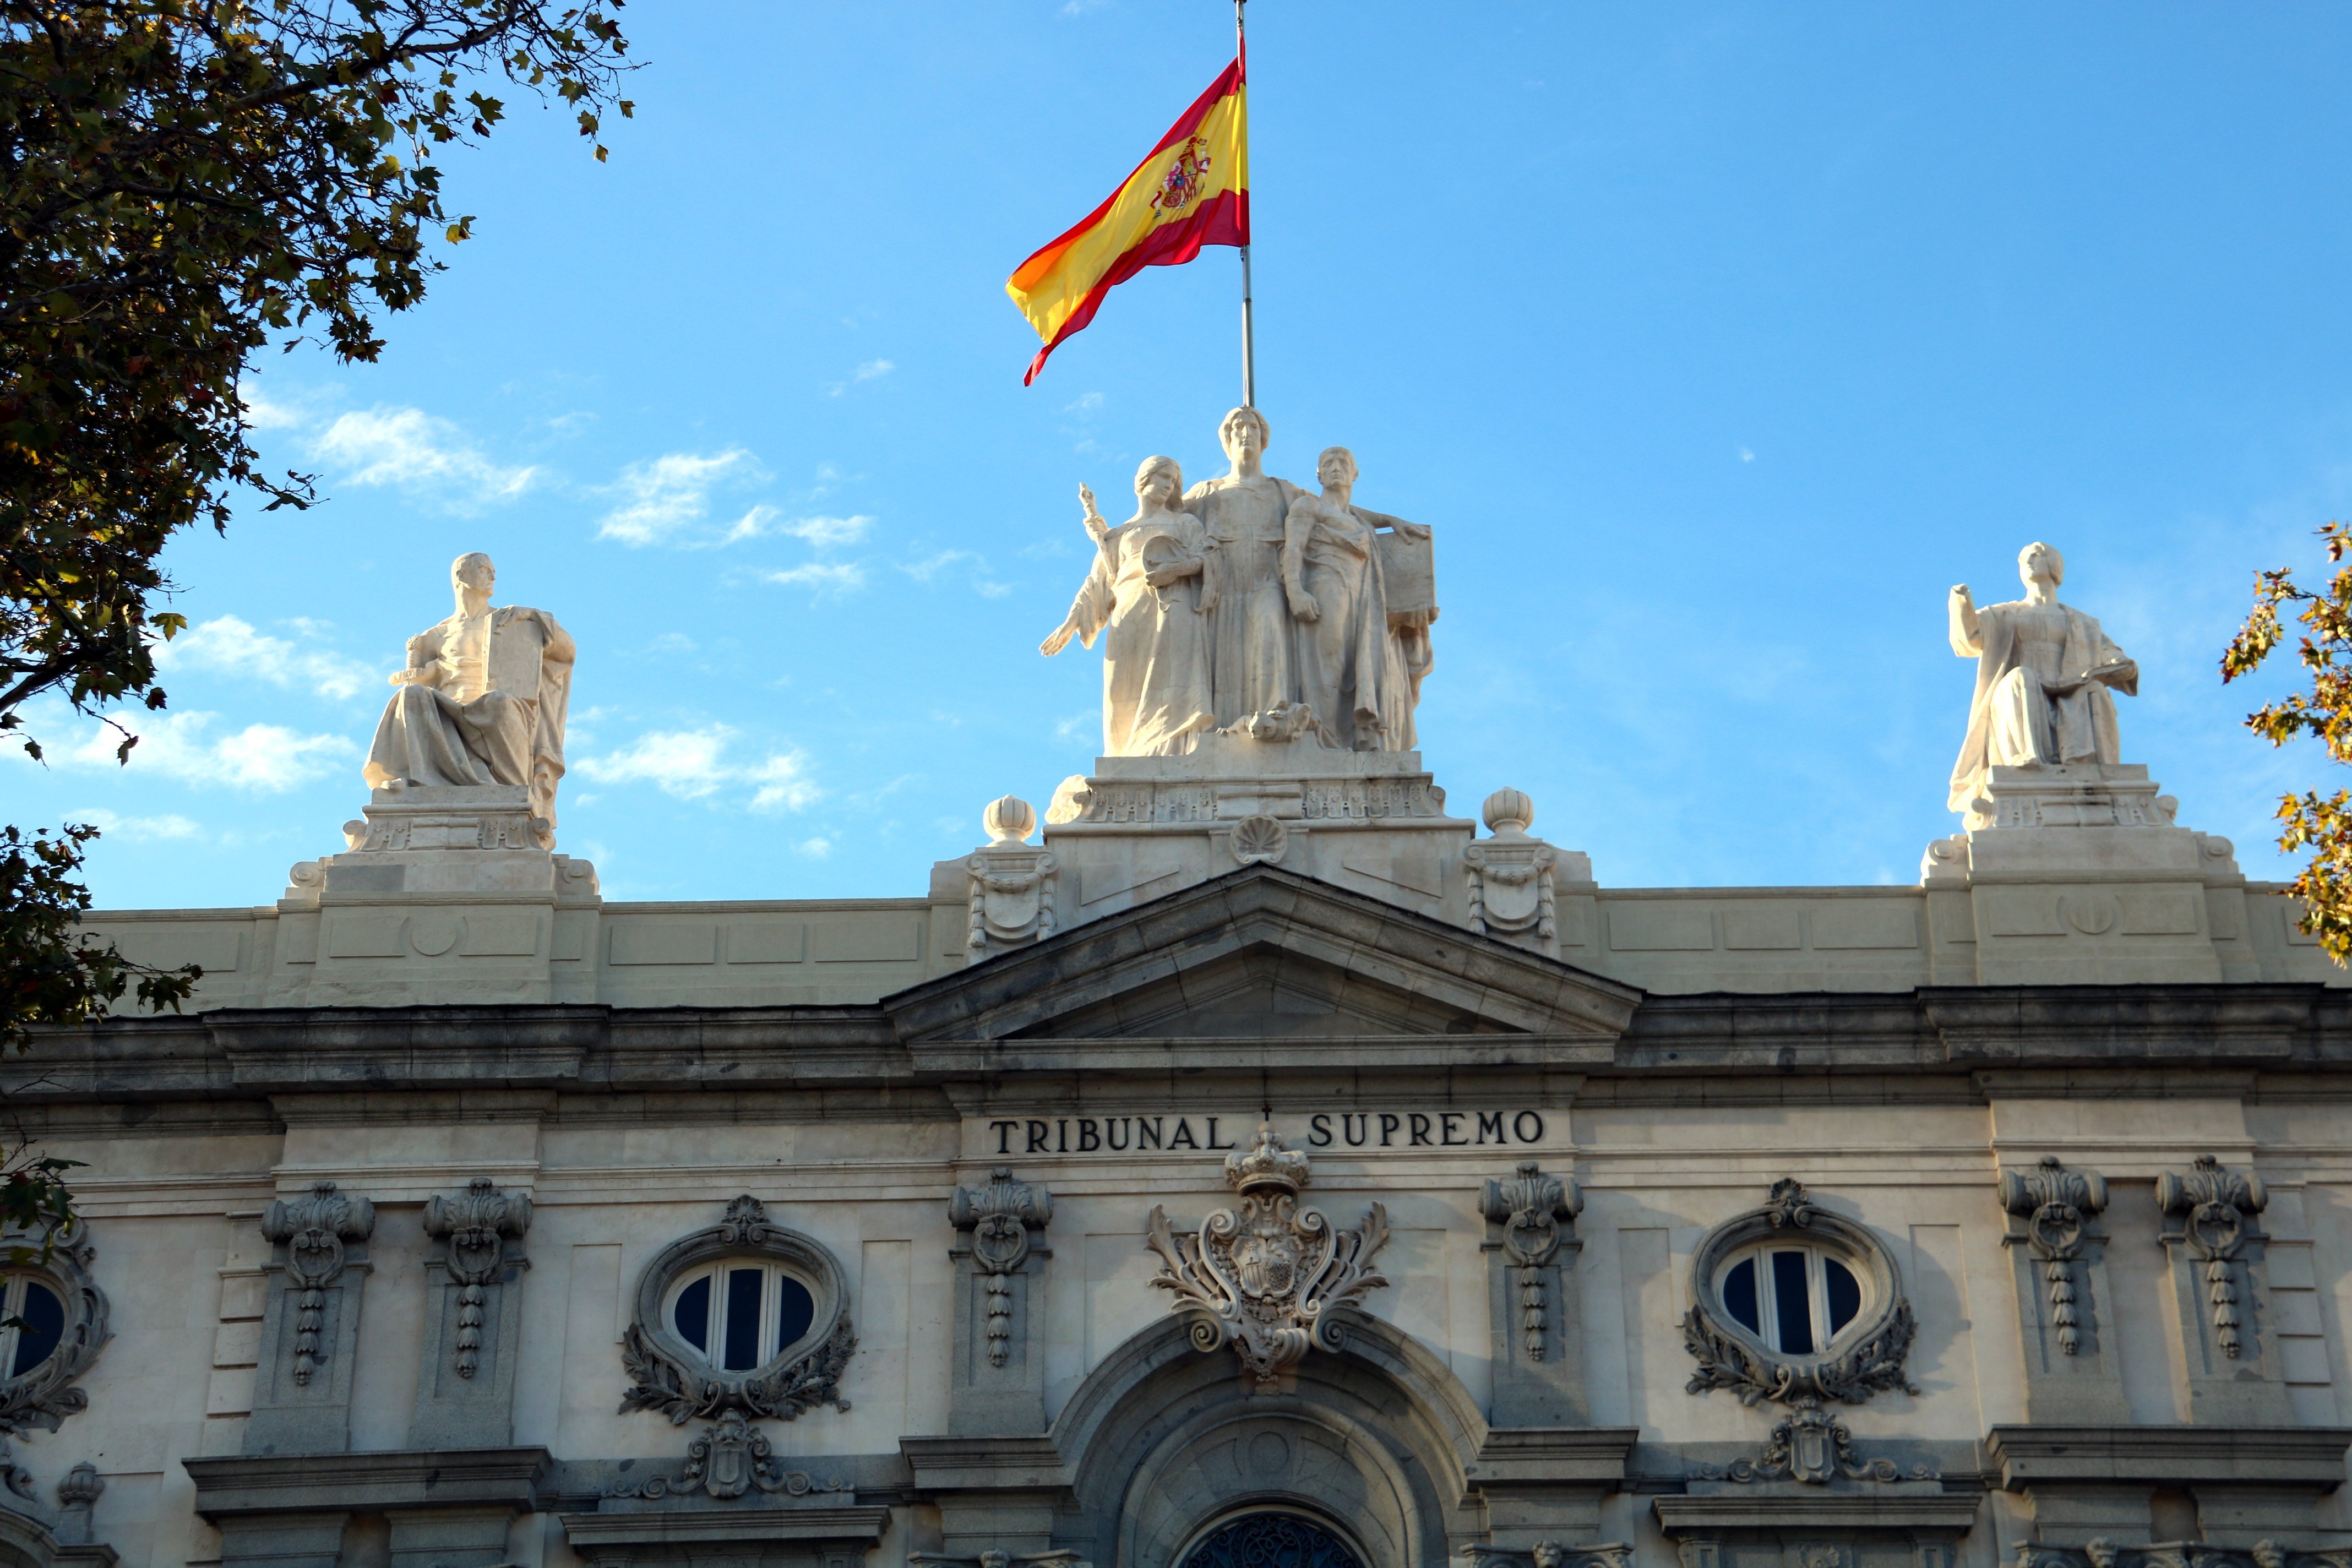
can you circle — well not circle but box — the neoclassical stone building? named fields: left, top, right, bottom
left=10, top=531, right=2352, bottom=1568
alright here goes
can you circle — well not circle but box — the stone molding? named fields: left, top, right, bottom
left=1653, top=1491, right=1985, bottom=1532
left=619, top=1194, right=855, bottom=1425
left=2018, top=1542, right=2352, bottom=1568
left=185, top=1446, right=553, bottom=1515
left=0, top=1499, right=117, bottom=1568
left=1984, top=1426, right=2352, bottom=1490
left=899, top=1435, right=1071, bottom=1493
left=558, top=1505, right=894, bottom=1558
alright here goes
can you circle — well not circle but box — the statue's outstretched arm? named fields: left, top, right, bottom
left=1947, top=587, right=1983, bottom=658
left=1351, top=503, right=1430, bottom=542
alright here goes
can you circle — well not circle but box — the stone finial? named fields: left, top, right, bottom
left=983, top=795, right=1036, bottom=845
left=54, top=1462, right=100, bottom=1545
left=1483, top=787, right=1536, bottom=837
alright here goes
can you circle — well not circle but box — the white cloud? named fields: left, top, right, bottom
left=825, top=360, right=896, bottom=398
left=900, top=549, right=1010, bottom=597
left=574, top=725, right=819, bottom=812
left=597, top=449, right=766, bottom=547
left=238, top=380, right=312, bottom=432
left=763, top=563, right=867, bottom=594
left=66, top=808, right=202, bottom=842
left=1738, top=446, right=1756, bottom=463
left=721, top=508, right=874, bottom=548
left=1064, top=391, right=1104, bottom=415
left=48, top=710, right=355, bottom=792
left=312, top=406, right=538, bottom=507
left=794, top=836, right=835, bottom=858
left=153, top=615, right=375, bottom=702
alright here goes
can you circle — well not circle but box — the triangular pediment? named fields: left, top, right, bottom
left=883, top=864, right=1643, bottom=1045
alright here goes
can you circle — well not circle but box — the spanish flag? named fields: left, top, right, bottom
left=1006, top=53, right=1249, bottom=385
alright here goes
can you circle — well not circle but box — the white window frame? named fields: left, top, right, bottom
left=0, top=1276, right=63, bottom=1380
left=662, top=1259, right=815, bottom=1373
left=1716, top=1242, right=1869, bottom=1356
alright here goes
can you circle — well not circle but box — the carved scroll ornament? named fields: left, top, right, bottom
left=2157, top=1153, right=2267, bottom=1359
left=607, top=1409, right=849, bottom=1501
left=1145, top=1123, right=1390, bottom=1389
left=2000, top=1156, right=2109, bottom=1355
left=1681, top=1178, right=1918, bottom=1408
left=1696, top=1396, right=1937, bottom=1486
left=618, top=1194, right=855, bottom=1425
left=423, top=1177, right=532, bottom=1379
left=1478, top=1159, right=1581, bottom=1362
left=1467, top=1544, right=1632, bottom=1568
left=260, top=1180, right=375, bottom=1386
left=949, top=1167, right=1052, bottom=1368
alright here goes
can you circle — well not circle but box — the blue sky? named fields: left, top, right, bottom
left=14, top=1, right=2352, bottom=906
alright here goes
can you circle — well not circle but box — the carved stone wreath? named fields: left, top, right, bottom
left=1681, top=1178, right=1917, bottom=1407
left=0, top=1219, right=108, bottom=1436
left=617, top=1195, right=855, bottom=1425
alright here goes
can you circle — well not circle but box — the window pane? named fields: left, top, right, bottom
left=773, top=1275, right=815, bottom=1356
left=1770, top=1251, right=1815, bottom=1354
left=723, top=1267, right=765, bottom=1370
left=1825, top=1259, right=1861, bottom=1335
left=673, top=1275, right=711, bottom=1352
left=1723, top=1259, right=1760, bottom=1333
left=11, top=1283, right=62, bottom=1377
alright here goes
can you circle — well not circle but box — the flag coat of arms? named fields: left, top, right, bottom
left=1006, top=53, right=1249, bottom=384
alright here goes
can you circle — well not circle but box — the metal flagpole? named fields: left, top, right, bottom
left=1236, top=0, right=1255, bottom=407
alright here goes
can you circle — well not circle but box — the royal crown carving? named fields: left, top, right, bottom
left=422, top=1177, right=532, bottom=1379
left=1999, top=1156, right=2109, bottom=1355
left=1478, top=1159, right=1581, bottom=1362
left=2157, top=1153, right=2267, bottom=1359
left=948, top=1166, right=1053, bottom=1368
left=1144, top=1123, right=1390, bottom=1389
left=260, top=1180, right=375, bottom=1387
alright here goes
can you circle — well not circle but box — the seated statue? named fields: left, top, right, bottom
left=363, top=552, right=576, bottom=845
left=1947, top=541, right=2138, bottom=814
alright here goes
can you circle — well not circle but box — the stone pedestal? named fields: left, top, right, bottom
left=270, top=786, right=601, bottom=1006
left=1032, top=732, right=1479, bottom=933
left=1920, top=764, right=2256, bottom=984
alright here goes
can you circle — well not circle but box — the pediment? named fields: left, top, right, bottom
left=883, top=864, right=1643, bottom=1046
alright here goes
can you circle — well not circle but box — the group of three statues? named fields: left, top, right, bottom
left=1039, top=406, right=1440, bottom=758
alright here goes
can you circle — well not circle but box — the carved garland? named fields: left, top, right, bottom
left=260, top=1180, right=374, bottom=1387
left=1999, top=1156, right=2109, bottom=1356
left=0, top=1219, right=109, bottom=1438
left=1477, top=1161, right=1580, bottom=1362
left=423, top=1177, right=532, bottom=1379
left=618, top=1194, right=855, bottom=1424
left=1145, top=1123, right=1390, bottom=1390
left=2157, top=1155, right=2266, bottom=1360
left=948, top=1167, right=1052, bottom=1368
left=1681, top=1178, right=1918, bottom=1407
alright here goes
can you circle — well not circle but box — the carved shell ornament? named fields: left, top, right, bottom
left=1144, top=1123, right=1390, bottom=1389
left=1680, top=1178, right=1918, bottom=1408
left=1228, top=814, right=1289, bottom=865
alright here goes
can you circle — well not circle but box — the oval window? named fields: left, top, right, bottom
left=665, top=1261, right=815, bottom=1373
left=1717, top=1245, right=1864, bottom=1355
left=0, top=1277, right=65, bottom=1378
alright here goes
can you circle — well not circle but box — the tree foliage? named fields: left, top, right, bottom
left=2223, top=521, right=2352, bottom=963
left=0, top=0, right=631, bottom=1236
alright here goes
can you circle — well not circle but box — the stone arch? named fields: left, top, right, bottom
left=1054, top=1315, right=1488, bottom=1568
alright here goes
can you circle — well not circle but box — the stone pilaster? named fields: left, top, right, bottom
left=1997, top=1156, right=2128, bottom=1423
left=245, top=1181, right=375, bottom=1456
left=946, top=1166, right=1053, bottom=1435
left=2157, top=1155, right=2295, bottom=1425
left=1478, top=1159, right=1587, bottom=1425
left=412, top=1177, right=533, bottom=1449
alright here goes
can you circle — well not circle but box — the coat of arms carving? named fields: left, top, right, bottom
left=1144, top=1123, right=1390, bottom=1389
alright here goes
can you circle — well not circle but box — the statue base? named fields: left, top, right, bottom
left=1028, top=732, right=1488, bottom=930
left=271, top=786, right=602, bottom=1006
left=1919, top=764, right=2255, bottom=984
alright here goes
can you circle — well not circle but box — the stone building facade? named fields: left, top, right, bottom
left=9, top=538, right=2352, bottom=1568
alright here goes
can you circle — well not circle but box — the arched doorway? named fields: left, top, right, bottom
left=1178, top=1512, right=1367, bottom=1568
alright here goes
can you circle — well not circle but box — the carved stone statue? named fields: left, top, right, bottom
left=1041, top=457, right=1216, bottom=757
left=363, top=553, right=575, bottom=843
left=1186, top=406, right=1303, bottom=729
left=1947, top=542, right=2137, bottom=814
left=1043, top=411, right=1438, bottom=756
left=1283, top=445, right=1429, bottom=750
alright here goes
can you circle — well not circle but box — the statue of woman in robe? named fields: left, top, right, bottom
left=1947, top=540, right=2138, bottom=814
left=1039, top=456, right=1216, bottom=758
left=1281, top=447, right=1433, bottom=750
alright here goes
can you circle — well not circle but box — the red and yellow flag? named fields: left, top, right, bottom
left=1006, top=53, right=1249, bottom=384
